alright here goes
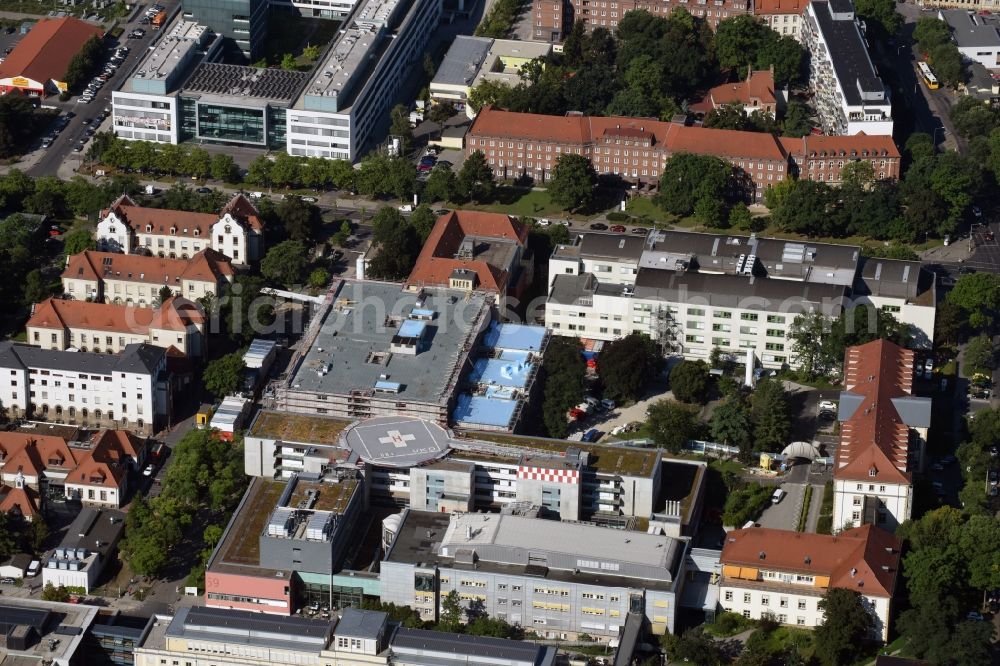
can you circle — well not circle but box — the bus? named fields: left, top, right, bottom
left=918, top=61, right=940, bottom=90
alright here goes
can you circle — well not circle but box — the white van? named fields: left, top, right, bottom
left=771, top=488, right=786, bottom=504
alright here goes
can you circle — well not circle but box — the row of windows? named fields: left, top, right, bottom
left=724, top=591, right=816, bottom=610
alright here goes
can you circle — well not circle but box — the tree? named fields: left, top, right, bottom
left=246, top=154, right=272, bottom=187
left=647, top=400, right=699, bottom=453
left=781, top=100, right=813, bottom=138
left=331, top=220, right=353, bottom=247
left=261, top=240, right=309, bottom=287
left=547, top=154, right=598, bottom=211
left=202, top=352, right=246, bottom=399
left=41, top=583, right=71, bottom=602
left=409, top=205, right=437, bottom=243
left=24, top=518, right=48, bottom=554
left=63, top=228, right=95, bottom=255
left=63, top=36, right=102, bottom=92
left=270, top=153, right=301, bottom=188
left=210, top=154, right=239, bottom=183
left=422, top=165, right=457, bottom=203
left=541, top=337, right=586, bottom=438
left=914, top=17, right=952, bottom=53
left=157, top=285, right=173, bottom=306
left=669, top=359, right=710, bottom=404
left=711, top=394, right=752, bottom=456
left=438, top=590, right=464, bottom=633
left=457, top=150, right=495, bottom=203
left=714, top=16, right=770, bottom=76
left=223, top=275, right=274, bottom=343
left=770, top=179, right=836, bottom=236
left=302, top=44, right=321, bottom=61
left=931, top=42, right=965, bottom=89
left=664, top=628, right=725, bottom=666
left=947, top=271, right=1000, bottom=332
left=0, top=96, right=42, bottom=158
left=655, top=153, right=732, bottom=217
left=814, top=588, right=874, bottom=666
left=750, top=378, right=790, bottom=452
left=22, top=269, right=53, bottom=306
left=389, top=104, right=414, bottom=155
left=728, top=202, right=754, bottom=230
left=0, top=513, right=15, bottom=561
left=308, top=267, right=330, bottom=290
left=280, top=53, right=298, bottom=71
left=276, top=196, right=320, bottom=243
left=599, top=333, right=661, bottom=402
left=854, top=0, right=901, bottom=37
left=964, top=334, right=994, bottom=376
left=934, top=300, right=963, bottom=347
left=367, top=207, right=421, bottom=280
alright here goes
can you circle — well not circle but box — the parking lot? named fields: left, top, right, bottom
left=0, top=25, right=25, bottom=61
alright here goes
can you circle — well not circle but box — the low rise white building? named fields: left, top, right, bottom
left=0, top=342, right=169, bottom=435
left=939, top=9, right=1000, bottom=69
left=720, top=525, right=901, bottom=641
left=545, top=231, right=935, bottom=370
left=42, top=507, right=125, bottom=594
left=802, top=0, right=893, bottom=135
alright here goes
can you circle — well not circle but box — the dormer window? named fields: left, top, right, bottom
left=146, top=224, right=152, bottom=232
left=869, top=468, right=877, bottom=477
left=194, top=228, right=200, bottom=237
left=170, top=227, right=177, bottom=235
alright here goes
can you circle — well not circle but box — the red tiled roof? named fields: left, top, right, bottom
left=0, top=18, right=103, bottom=87
left=469, top=106, right=788, bottom=161
left=104, top=193, right=264, bottom=235
left=62, top=249, right=234, bottom=287
left=663, top=123, right=787, bottom=161
left=753, top=0, right=806, bottom=14
left=721, top=524, right=902, bottom=598
left=28, top=297, right=157, bottom=334
left=835, top=339, right=917, bottom=485
left=0, top=433, right=84, bottom=478
left=406, top=211, right=527, bottom=293
left=0, top=484, right=39, bottom=519
left=780, top=133, right=901, bottom=161
left=708, top=70, right=776, bottom=108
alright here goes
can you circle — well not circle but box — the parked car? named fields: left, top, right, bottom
left=555, top=220, right=570, bottom=227
left=301, top=196, right=318, bottom=203
left=581, top=428, right=601, bottom=443
left=196, top=187, right=212, bottom=194
left=434, top=209, right=449, bottom=216
left=924, top=358, right=934, bottom=377
left=932, top=481, right=945, bottom=495
left=941, top=455, right=957, bottom=465
left=972, top=205, right=982, bottom=218
left=631, top=227, right=648, bottom=234
left=967, top=611, right=985, bottom=622
left=536, top=218, right=551, bottom=227
left=610, top=224, right=627, bottom=233
left=818, top=400, right=837, bottom=412
left=143, top=464, right=155, bottom=477
left=26, top=560, right=39, bottom=577
left=589, top=223, right=608, bottom=230
left=771, top=488, right=786, bottom=504
left=930, top=461, right=944, bottom=472
left=0, top=578, right=15, bottom=585
left=398, top=204, right=413, bottom=212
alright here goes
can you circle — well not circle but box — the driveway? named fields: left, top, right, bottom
left=756, top=483, right=803, bottom=531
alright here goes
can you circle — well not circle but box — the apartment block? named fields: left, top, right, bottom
left=96, top=193, right=265, bottom=265
left=545, top=230, right=935, bottom=369
left=0, top=342, right=169, bottom=435
left=532, top=0, right=568, bottom=41
left=832, top=340, right=931, bottom=533
left=545, top=231, right=934, bottom=368
left=720, top=525, right=902, bottom=641
left=62, top=249, right=234, bottom=306
left=754, top=0, right=806, bottom=39
left=381, top=510, right=687, bottom=638
left=26, top=296, right=206, bottom=358
left=802, top=0, right=892, bottom=135
left=566, top=0, right=751, bottom=31
left=782, top=134, right=902, bottom=183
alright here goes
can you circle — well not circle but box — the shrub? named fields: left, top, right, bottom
left=817, top=515, right=833, bottom=535
left=606, top=211, right=630, bottom=222
left=723, top=483, right=772, bottom=527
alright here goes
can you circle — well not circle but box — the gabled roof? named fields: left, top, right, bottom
left=753, top=0, right=806, bottom=14
left=27, top=297, right=157, bottom=334
left=405, top=211, right=527, bottom=293
left=0, top=433, right=84, bottom=478
left=103, top=193, right=264, bottom=236
left=0, top=484, right=39, bottom=519
left=720, top=524, right=902, bottom=598
left=0, top=341, right=165, bottom=376
left=708, top=69, right=777, bottom=108
left=62, top=249, right=234, bottom=287
left=781, top=133, right=900, bottom=160
left=663, top=123, right=787, bottom=162
left=0, top=18, right=104, bottom=86
left=835, top=339, right=930, bottom=484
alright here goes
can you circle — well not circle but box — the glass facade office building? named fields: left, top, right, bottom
left=179, top=96, right=289, bottom=149
left=181, top=0, right=268, bottom=59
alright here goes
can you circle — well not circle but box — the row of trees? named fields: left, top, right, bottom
left=63, top=36, right=104, bottom=94
left=97, top=134, right=240, bottom=182
left=120, top=429, right=247, bottom=577
left=540, top=337, right=587, bottom=439
left=469, top=10, right=803, bottom=124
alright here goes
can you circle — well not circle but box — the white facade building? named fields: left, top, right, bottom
left=0, top=342, right=168, bottom=435
left=42, top=507, right=125, bottom=594
left=720, top=526, right=901, bottom=642
left=545, top=232, right=935, bottom=370
left=831, top=340, right=931, bottom=533
left=286, top=0, right=442, bottom=160
left=939, top=9, right=1000, bottom=69
left=802, top=0, right=893, bottom=135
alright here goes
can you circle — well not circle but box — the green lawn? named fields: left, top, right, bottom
left=465, top=188, right=571, bottom=219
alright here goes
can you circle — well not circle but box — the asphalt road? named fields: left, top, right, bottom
left=27, top=0, right=181, bottom=177
left=756, top=483, right=803, bottom=531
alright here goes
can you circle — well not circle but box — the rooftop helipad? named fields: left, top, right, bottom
left=341, top=416, right=451, bottom=468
